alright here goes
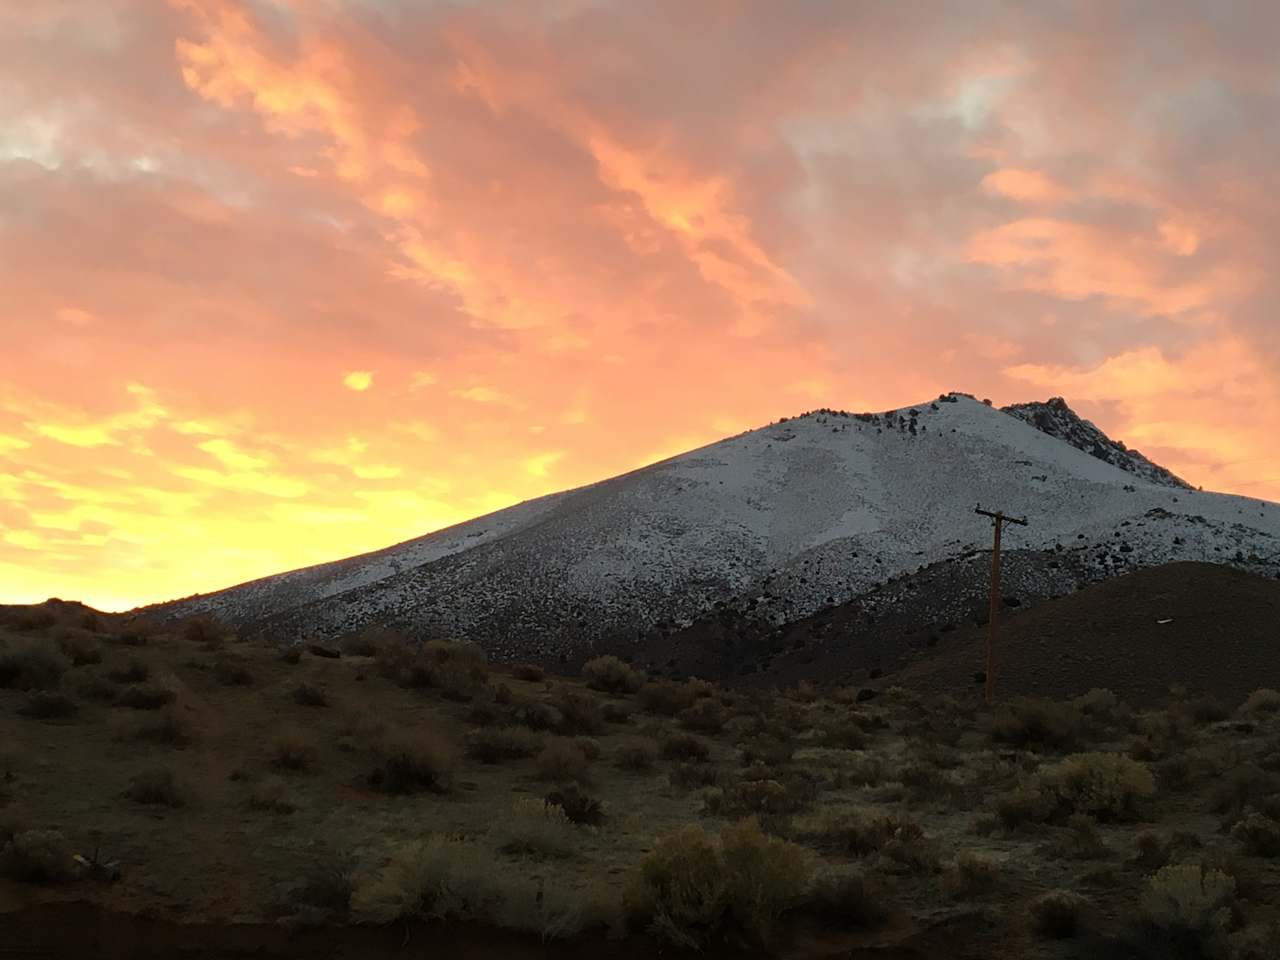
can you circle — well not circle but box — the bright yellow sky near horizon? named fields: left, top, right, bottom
left=4, top=2, right=1280, bottom=611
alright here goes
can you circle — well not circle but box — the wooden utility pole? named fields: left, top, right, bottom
left=975, top=505, right=1028, bottom=705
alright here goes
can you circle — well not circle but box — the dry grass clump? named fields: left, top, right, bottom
left=369, top=731, right=456, bottom=794
left=581, top=655, right=644, bottom=694
left=270, top=730, right=319, bottom=773
left=292, top=854, right=355, bottom=915
left=802, top=870, right=888, bottom=928
left=58, top=635, right=102, bottom=666
left=943, top=851, right=1002, bottom=898
left=662, top=732, right=711, bottom=763
left=247, top=776, right=298, bottom=814
left=124, top=768, right=185, bottom=807
left=632, top=818, right=809, bottom=949
left=212, top=657, right=253, bottom=687
left=1231, top=813, right=1280, bottom=858
left=638, top=680, right=697, bottom=717
left=511, top=663, right=545, bottom=682
left=1240, top=689, right=1280, bottom=715
left=985, top=697, right=1084, bottom=751
left=0, top=638, right=71, bottom=691
left=535, top=738, right=591, bottom=783
left=678, top=698, right=727, bottom=734
left=795, top=806, right=927, bottom=860
left=465, top=726, right=543, bottom=764
left=118, top=684, right=175, bottom=710
left=133, top=709, right=196, bottom=748
left=614, top=737, right=659, bottom=772
left=552, top=688, right=604, bottom=735
left=1030, top=889, right=1088, bottom=939
left=1138, top=864, right=1237, bottom=954
left=1208, top=764, right=1280, bottom=817
left=496, top=798, right=576, bottom=858
left=76, top=673, right=117, bottom=703
left=109, top=658, right=149, bottom=683
left=291, top=683, right=329, bottom=707
left=0, top=829, right=76, bottom=883
left=17, top=691, right=79, bottom=720
left=545, top=783, right=604, bottom=826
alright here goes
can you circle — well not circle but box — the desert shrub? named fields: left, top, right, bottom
left=76, top=673, right=117, bottom=702
left=944, top=851, right=1001, bottom=898
left=679, top=698, right=727, bottom=734
left=898, top=761, right=959, bottom=805
left=669, top=762, right=722, bottom=792
left=818, top=720, right=868, bottom=751
left=58, top=636, right=102, bottom=666
left=1075, top=687, right=1121, bottom=718
left=133, top=709, right=196, bottom=748
left=1174, top=696, right=1231, bottom=726
left=118, top=684, right=175, bottom=710
left=1133, top=831, right=1172, bottom=870
left=0, top=639, right=70, bottom=691
left=270, top=731, right=319, bottom=772
left=985, top=697, right=1084, bottom=751
left=615, top=737, right=659, bottom=772
left=582, top=655, right=644, bottom=694
left=247, top=777, right=297, bottom=814
left=466, top=727, right=543, bottom=764
left=497, top=798, right=576, bottom=858
left=545, top=783, right=604, bottom=826
left=514, top=701, right=562, bottom=732
left=1231, top=813, right=1280, bottom=858
left=279, top=647, right=302, bottom=665
left=0, top=829, right=75, bottom=883
left=601, top=701, right=632, bottom=724
left=433, top=662, right=486, bottom=702
left=633, top=819, right=808, bottom=949
left=795, top=807, right=925, bottom=858
left=1156, top=751, right=1220, bottom=792
left=17, top=691, right=79, bottom=720
left=535, top=738, right=590, bottom=783
left=512, top=664, right=544, bottom=683
left=1240, top=689, right=1280, bottom=715
left=341, top=627, right=394, bottom=658
left=12, top=607, right=57, bottom=631
left=1138, top=864, right=1237, bottom=955
left=181, top=616, right=231, bottom=647
left=705, top=780, right=798, bottom=829
left=370, top=732, right=455, bottom=794
left=639, top=681, right=697, bottom=717
left=662, top=732, right=710, bottom=763
left=739, top=736, right=794, bottom=767
left=109, top=658, right=149, bottom=683
left=212, top=657, right=253, bottom=687
left=553, top=689, right=604, bottom=735
left=1027, top=752, right=1156, bottom=823
left=1040, top=813, right=1109, bottom=860
left=335, top=715, right=387, bottom=754
left=1209, top=765, right=1280, bottom=817
left=1031, top=889, right=1088, bottom=939
left=293, top=854, right=355, bottom=914
left=124, top=768, right=184, bottom=807
left=291, top=683, right=328, bottom=707
left=492, top=683, right=514, bottom=705
left=352, top=836, right=509, bottom=925
left=802, top=871, right=888, bottom=927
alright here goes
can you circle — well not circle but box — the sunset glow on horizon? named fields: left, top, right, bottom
left=5, top=1, right=1280, bottom=611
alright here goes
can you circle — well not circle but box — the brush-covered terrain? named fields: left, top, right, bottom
left=2, top=601, right=1280, bottom=959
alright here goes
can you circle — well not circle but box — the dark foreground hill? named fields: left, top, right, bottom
left=693, top=562, right=1280, bottom=706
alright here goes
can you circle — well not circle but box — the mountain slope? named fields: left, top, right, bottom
left=146, top=394, right=1280, bottom=658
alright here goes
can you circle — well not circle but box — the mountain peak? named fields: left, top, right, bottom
left=1000, top=396, right=1191, bottom=489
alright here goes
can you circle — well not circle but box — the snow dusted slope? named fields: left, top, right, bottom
left=149, top=395, right=1280, bottom=658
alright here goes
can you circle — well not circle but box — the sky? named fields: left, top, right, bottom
left=4, top=1, right=1280, bottom=611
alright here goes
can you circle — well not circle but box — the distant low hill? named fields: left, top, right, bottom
left=718, top=562, right=1280, bottom=707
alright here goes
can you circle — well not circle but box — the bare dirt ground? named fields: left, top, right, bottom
left=1, top=598, right=1279, bottom=958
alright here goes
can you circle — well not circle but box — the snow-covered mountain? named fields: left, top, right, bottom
left=145, top=394, right=1280, bottom=659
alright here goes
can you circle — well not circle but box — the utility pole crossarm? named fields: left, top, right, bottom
left=975, top=505, right=1028, bottom=526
